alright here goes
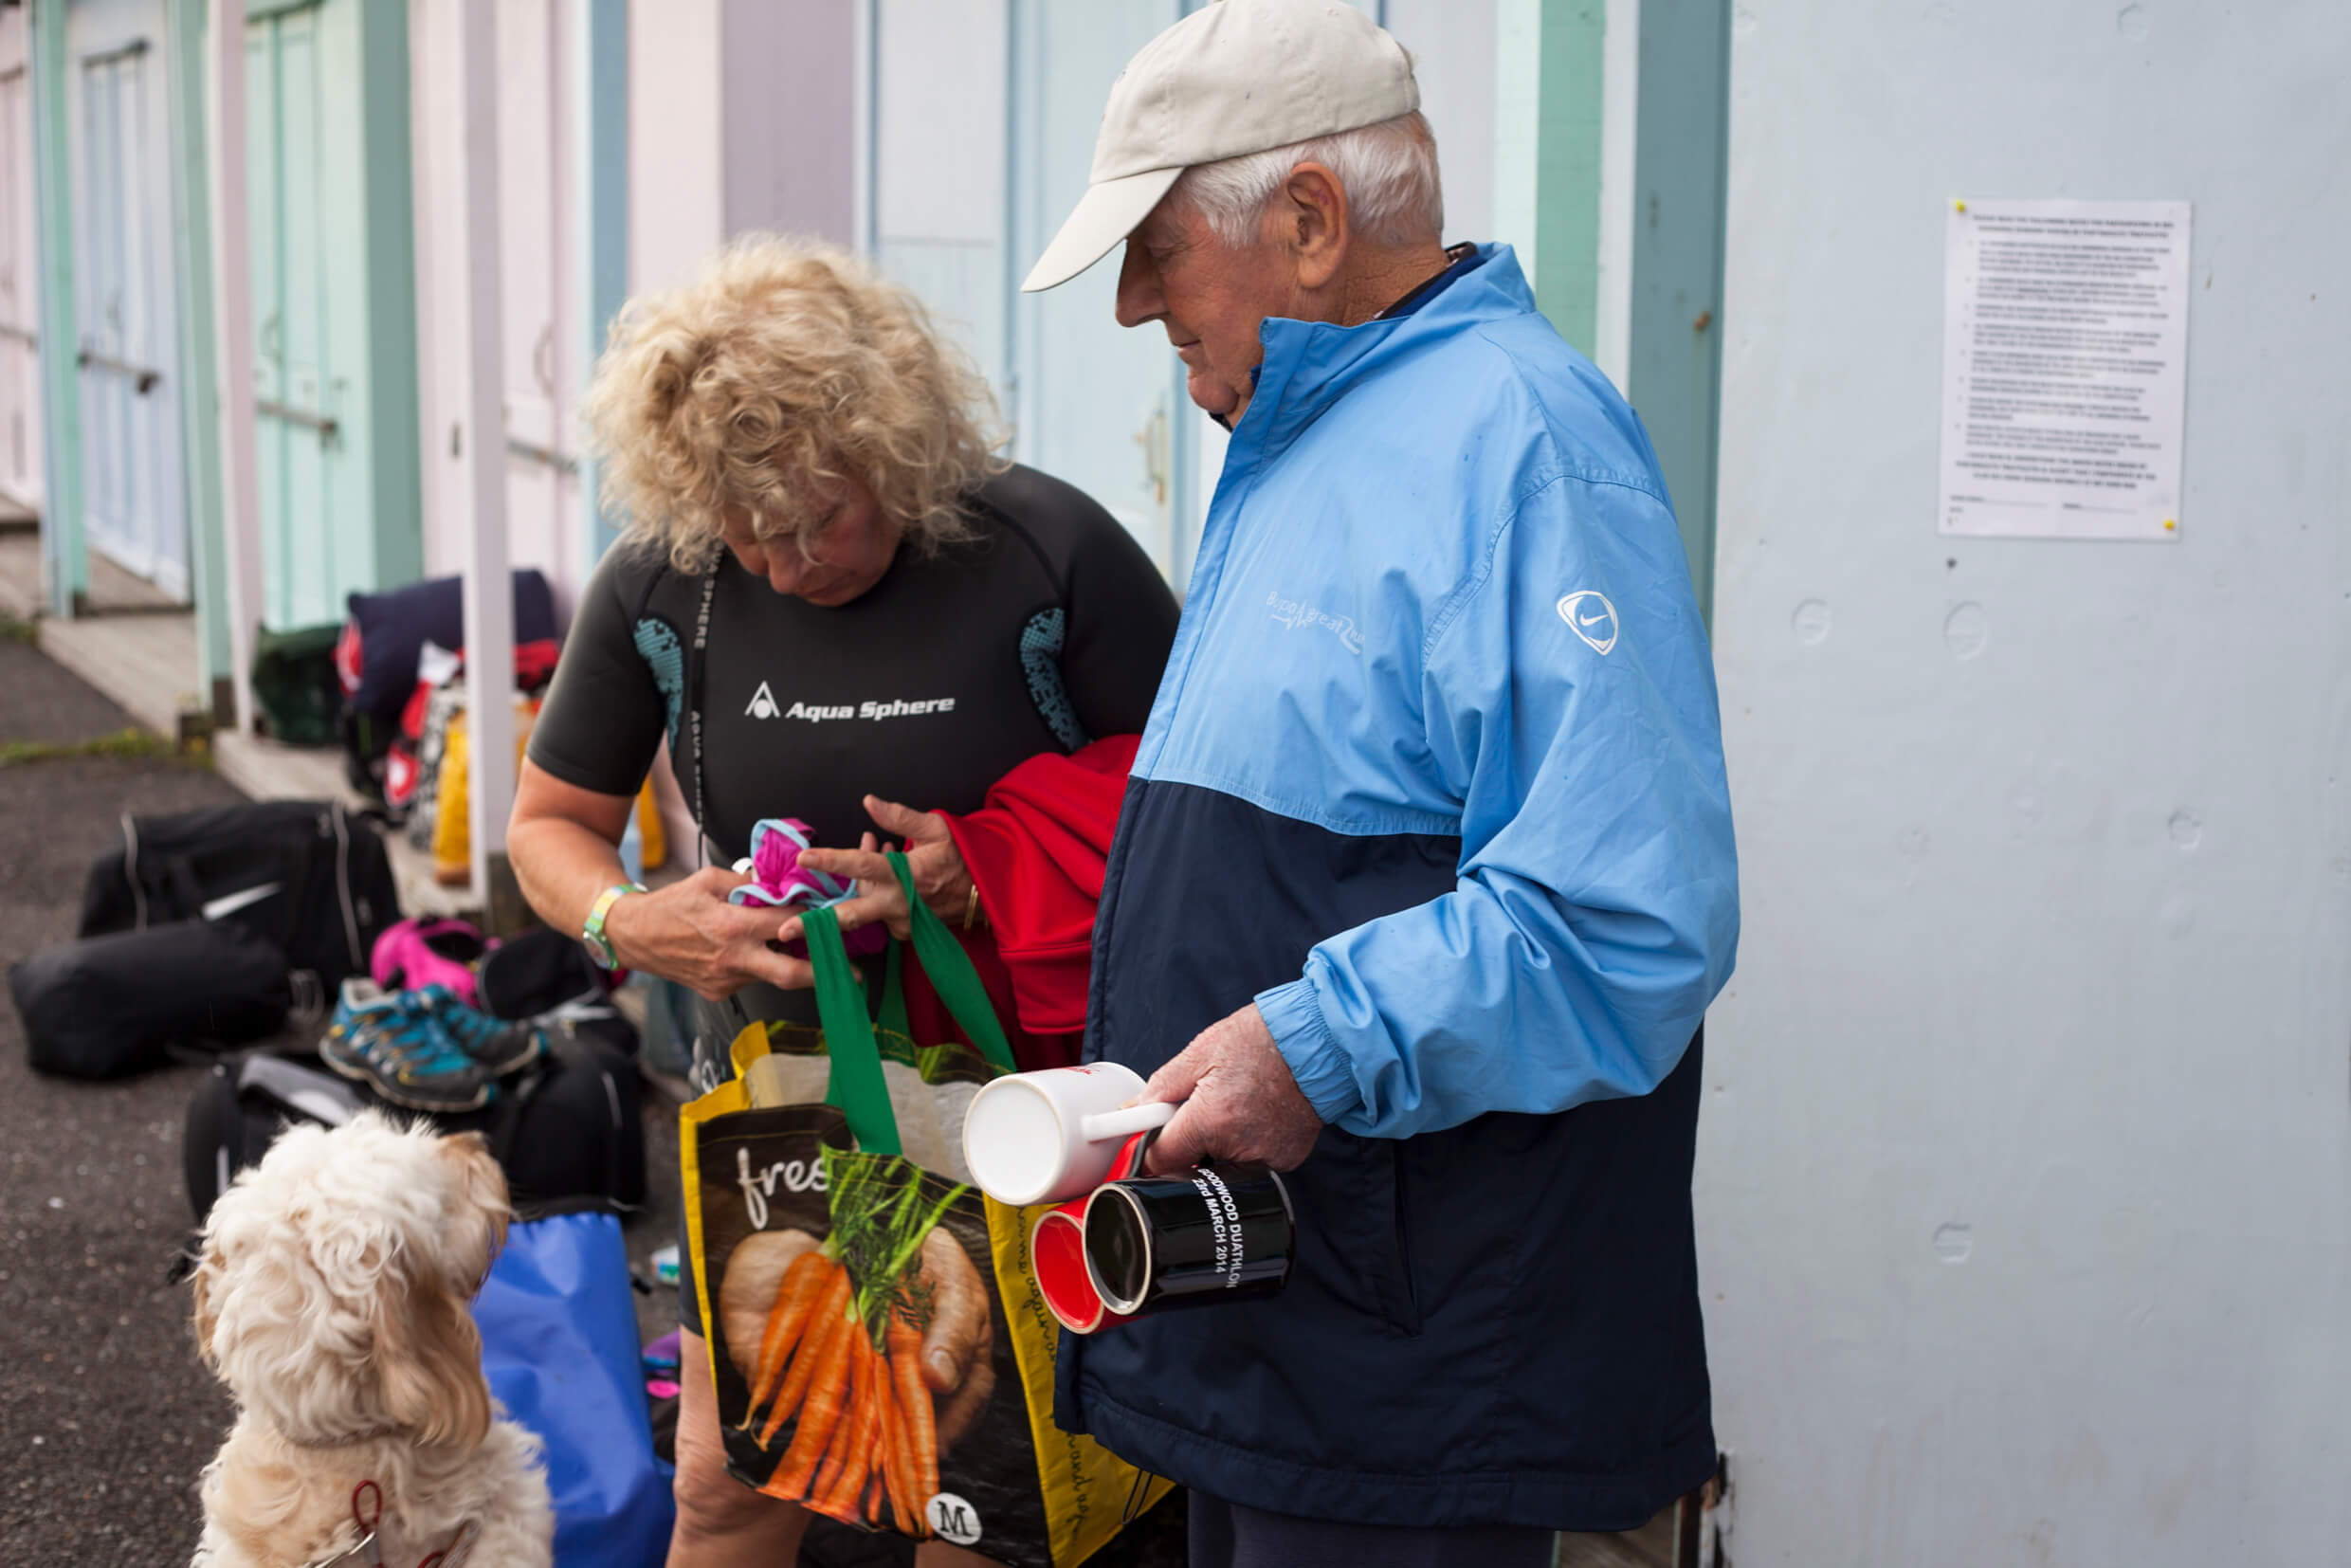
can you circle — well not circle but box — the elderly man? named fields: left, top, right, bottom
left=1020, top=3, right=1740, bottom=1565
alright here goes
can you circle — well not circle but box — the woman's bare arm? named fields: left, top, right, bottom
left=507, top=759, right=815, bottom=999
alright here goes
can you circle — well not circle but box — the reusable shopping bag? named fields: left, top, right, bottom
left=477, top=1209, right=677, bottom=1568
left=682, top=853, right=1169, bottom=1567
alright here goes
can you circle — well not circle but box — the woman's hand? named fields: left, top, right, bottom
left=603, top=866, right=819, bottom=1000
left=789, top=795, right=975, bottom=943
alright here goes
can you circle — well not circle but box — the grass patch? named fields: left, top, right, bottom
left=0, top=611, right=33, bottom=644
left=0, top=726, right=201, bottom=768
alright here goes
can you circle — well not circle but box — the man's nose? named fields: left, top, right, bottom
left=1113, top=240, right=1161, bottom=329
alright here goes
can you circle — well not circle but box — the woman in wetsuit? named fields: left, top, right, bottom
left=508, top=236, right=1177, bottom=1568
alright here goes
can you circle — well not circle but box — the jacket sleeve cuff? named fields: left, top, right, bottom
left=1254, top=977, right=1363, bottom=1125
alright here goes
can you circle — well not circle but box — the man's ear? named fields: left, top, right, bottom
left=1282, top=162, right=1350, bottom=291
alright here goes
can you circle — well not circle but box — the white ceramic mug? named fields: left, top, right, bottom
left=961, top=1064, right=1176, bottom=1206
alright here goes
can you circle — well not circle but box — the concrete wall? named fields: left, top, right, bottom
left=1702, top=2, right=2351, bottom=1562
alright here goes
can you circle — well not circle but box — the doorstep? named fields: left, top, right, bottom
left=0, top=532, right=38, bottom=621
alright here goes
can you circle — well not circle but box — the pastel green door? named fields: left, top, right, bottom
left=241, top=0, right=419, bottom=632
left=246, top=4, right=337, bottom=629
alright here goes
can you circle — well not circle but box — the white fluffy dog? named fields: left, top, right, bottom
left=190, top=1112, right=553, bottom=1567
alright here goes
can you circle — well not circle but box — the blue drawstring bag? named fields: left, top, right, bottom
left=476, top=1210, right=675, bottom=1566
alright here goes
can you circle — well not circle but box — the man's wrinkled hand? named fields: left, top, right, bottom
left=1138, top=1003, right=1324, bottom=1176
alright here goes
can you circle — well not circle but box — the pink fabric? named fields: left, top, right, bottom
left=751, top=818, right=829, bottom=901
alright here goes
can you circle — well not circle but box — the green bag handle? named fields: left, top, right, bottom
left=803, top=904, right=902, bottom=1157
left=878, top=940, right=910, bottom=1042
left=884, top=849, right=1017, bottom=1074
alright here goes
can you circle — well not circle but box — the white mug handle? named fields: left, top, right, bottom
left=1080, top=1101, right=1177, bottom=1143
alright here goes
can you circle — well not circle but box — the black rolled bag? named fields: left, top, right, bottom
left=184, top=1015, right=647, bottom=1226
left=181, top=1050, right=369, bottom=1217
left=9, top=920, right=296, bottom=1080
left=78, top=798, right=397, bottom=986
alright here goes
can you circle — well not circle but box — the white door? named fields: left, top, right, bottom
left=497, top=0, right=584, bottom=604
left=1008, top=0, right=1188, bottom=578
left=77, top=44, right=187, bottom=596
left=871, top=0, right=1011, bottom=385
left=411, top=0, right=584, bottom=605
left=0, top=63, right=41, bottom=508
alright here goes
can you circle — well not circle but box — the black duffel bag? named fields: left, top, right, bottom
left=10, top=921, right=296, bottom=1080
left=184, top=1016, right=647, bottom=1225
left=79, top=799, right=397, bottom=988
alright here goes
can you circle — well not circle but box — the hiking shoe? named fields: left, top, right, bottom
left=319, top=980, right=499, bottom=1113
left=409, top=985, right=548, bottom=1077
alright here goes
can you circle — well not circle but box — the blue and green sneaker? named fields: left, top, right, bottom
left=408, top=985, right=548, bottom=1078
left=319, top=981, right=502, bottom=1112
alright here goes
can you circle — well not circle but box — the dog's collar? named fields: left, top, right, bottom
left=283, top=1424, right=409, bottom=1449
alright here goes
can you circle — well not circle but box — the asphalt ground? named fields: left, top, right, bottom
left=0, top=632, right=247, bottom=1563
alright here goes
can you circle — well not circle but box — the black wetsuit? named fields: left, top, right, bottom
left=530, top=464, right=1178, bottom=864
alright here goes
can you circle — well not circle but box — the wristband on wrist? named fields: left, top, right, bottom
left=582, top=882, right=646, bottom=970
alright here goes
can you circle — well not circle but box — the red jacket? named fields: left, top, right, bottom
left=894, top=736, right=1136, bottom=1071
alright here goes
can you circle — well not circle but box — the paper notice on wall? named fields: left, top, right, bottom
left=1939, top=198, right=2191, bottom=540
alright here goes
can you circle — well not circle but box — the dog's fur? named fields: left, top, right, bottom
left=190, top=1113, right=553, bottom=1567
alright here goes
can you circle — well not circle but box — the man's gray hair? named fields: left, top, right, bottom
left=1170, top=111, right=1443, bottom=248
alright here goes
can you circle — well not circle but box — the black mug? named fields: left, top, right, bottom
left=1082, top=1158, right=1294, bottom=1317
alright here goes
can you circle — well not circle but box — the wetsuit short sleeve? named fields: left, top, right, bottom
left=527, top=548, right=674, bottom=799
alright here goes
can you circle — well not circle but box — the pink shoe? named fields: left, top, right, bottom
left=371, top=917, right=493, bottom=1006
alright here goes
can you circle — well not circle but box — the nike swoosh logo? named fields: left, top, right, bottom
left=1579, top=611, right=1610, bottom=626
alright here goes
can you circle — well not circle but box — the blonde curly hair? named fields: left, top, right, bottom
left=582, top=234, right=1006, bottom=574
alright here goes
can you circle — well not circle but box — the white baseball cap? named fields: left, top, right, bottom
left=1020, top=0, right=1420, bottom=293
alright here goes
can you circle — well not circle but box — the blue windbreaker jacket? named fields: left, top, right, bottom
left=1059, top=246, right=1740, bottom=1529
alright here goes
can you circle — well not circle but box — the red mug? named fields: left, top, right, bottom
left=1030, top=1129, right=1155, bottom=1335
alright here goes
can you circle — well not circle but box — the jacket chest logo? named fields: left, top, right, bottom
left=1266, top=591, right=1365, bottom=655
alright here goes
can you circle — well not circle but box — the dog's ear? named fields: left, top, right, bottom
left=190, top=1239, right=224, bottom=1367
left=445, top=1131, right=512, bottom=1280
left=373, top=1255, right=492, bottom=1449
